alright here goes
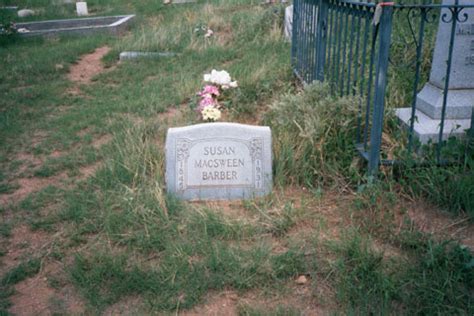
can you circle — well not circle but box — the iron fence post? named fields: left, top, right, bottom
left=291, top=0, right=299, bottom=70
left=368, top=3, right=394, bottom=177
left=315, top=0, right=329, bottom=81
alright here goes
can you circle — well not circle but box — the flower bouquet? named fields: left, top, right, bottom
left=195, top=69, right=238, bottom=122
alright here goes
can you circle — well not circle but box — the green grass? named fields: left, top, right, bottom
left=70, top=242, right=308, bottom=311
left=330, top=231, right=474, bottom=315
left=265, top=83, right=362, bottom=187
left=332, top=233, right=396, bottom=315
left=0, top=0, right=473, bottom=314
left=0, top=259, right=41, bottom=314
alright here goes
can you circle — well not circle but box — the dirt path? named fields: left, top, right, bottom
left=67, top=46, right=112, bottom=84
left=1, top=47, right=115, bottom=316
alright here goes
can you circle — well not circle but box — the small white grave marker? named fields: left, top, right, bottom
left=165, top=123, right=272, bottom=200
left=76, top=2, right=88, bottom=16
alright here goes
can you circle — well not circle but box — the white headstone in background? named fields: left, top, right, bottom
left=165, top=123, right=272, bottom=200
left=18, top=9, right=35, bottom=18
left=284, top=5, right=293, bottom=41
left=76, top=2, right=88, bottom=16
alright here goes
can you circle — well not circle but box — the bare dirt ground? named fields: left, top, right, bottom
left=1, top=47, right=114, bottom=316
left=67, top=46, right=112, bottom=85
left=406, top=200, right=474, bottom=251
left=9, top=260, right=85, bottom=316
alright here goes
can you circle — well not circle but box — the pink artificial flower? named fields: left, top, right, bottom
left=199, top=85, right=220, bottom=97
left=197, top=95, right=216, bottom=112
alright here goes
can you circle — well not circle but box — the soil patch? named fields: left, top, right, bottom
left=406, top=200, right=474, bottom=251
left=103, top=296, right=144, bottom=315
left=9, top=275, right=56, bottom=316
left=67, top=46, right=112, bottom=85
left=9, top=260, right=85, bottom=316
left=158, top=103, right=190, bottom=124
left=92, top=134, right=112, bottom=149
left=0, top=225, right=51, bottom=275
left=181, top=291, right=238, bottom=316
left=0, top=172, right=68, bottom=207
left=78, top=162, right=102, bottom=180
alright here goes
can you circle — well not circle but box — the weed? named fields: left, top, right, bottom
left=0, top=259, right=41, bottom=314
left=271, top=247, right=307, bottom=279
left=1, top=259, right=41, bottom=287
left=352, top=182, right=398, bottom=240
left=70, top=244, right=309, bottom=312
left=265, top=83, right=362, bottom=187
left=0, top=183, right=19, bottom=195
left=0, top=223, right=11, bottom=238
left=399, top=159, right=474, bottom=219
left=188, top=208, right=251, bottom=240
left=268, top=202, right=297, bottom=237
left=330, top=231, right=474, bottom=314
left=333, top=233, right=396, bottom=315
left=400, top=240, right=474, bottom=315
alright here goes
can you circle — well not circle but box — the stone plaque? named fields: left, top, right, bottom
left=165, top=123, right=272, bottom=200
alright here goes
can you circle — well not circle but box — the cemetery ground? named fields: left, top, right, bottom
left=1, top=0, right=473, bottom=315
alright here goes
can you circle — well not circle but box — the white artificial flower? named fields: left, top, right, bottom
left=203, top=69, right=232, bottom=86
left=204, top=29, right=214, bottom=38
left=229, top=81, right=238, bottom=88
left=201, top=106, right=221, bottom=121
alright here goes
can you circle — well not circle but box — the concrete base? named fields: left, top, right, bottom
left=396, top=107, right=471, bottom=144
left=15, top=15, right=135, bottom=38
left=416, top=82, right=474, bottom=120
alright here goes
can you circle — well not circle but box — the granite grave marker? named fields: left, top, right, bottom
left=396, top=0, right=473, bottom=143
left=165, top=123, right=272, bottom=200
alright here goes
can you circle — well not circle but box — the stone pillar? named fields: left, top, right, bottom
left=396, top=0, right=473, bottom=143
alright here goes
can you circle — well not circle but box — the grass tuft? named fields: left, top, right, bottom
left=265, top=83, right=362, bottom=187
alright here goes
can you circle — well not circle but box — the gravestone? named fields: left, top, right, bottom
left=165, top=123, right=272, bottom=200
left=396, top=0, right=473, bottom=143
left=76, top=2, right=88, bottom=16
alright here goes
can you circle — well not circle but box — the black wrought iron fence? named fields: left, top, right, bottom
left=292, top=0, right=474, bottom=176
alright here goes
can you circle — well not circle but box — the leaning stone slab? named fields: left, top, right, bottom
left=164, top=0, right=197, bottom=4
left=119, top=51, right=179, bottom=61
left=165, top=123, right=272, bottom=201
left=173, top=0, right=197, bottom=3
left=0, top=6, right=18, bottom=11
